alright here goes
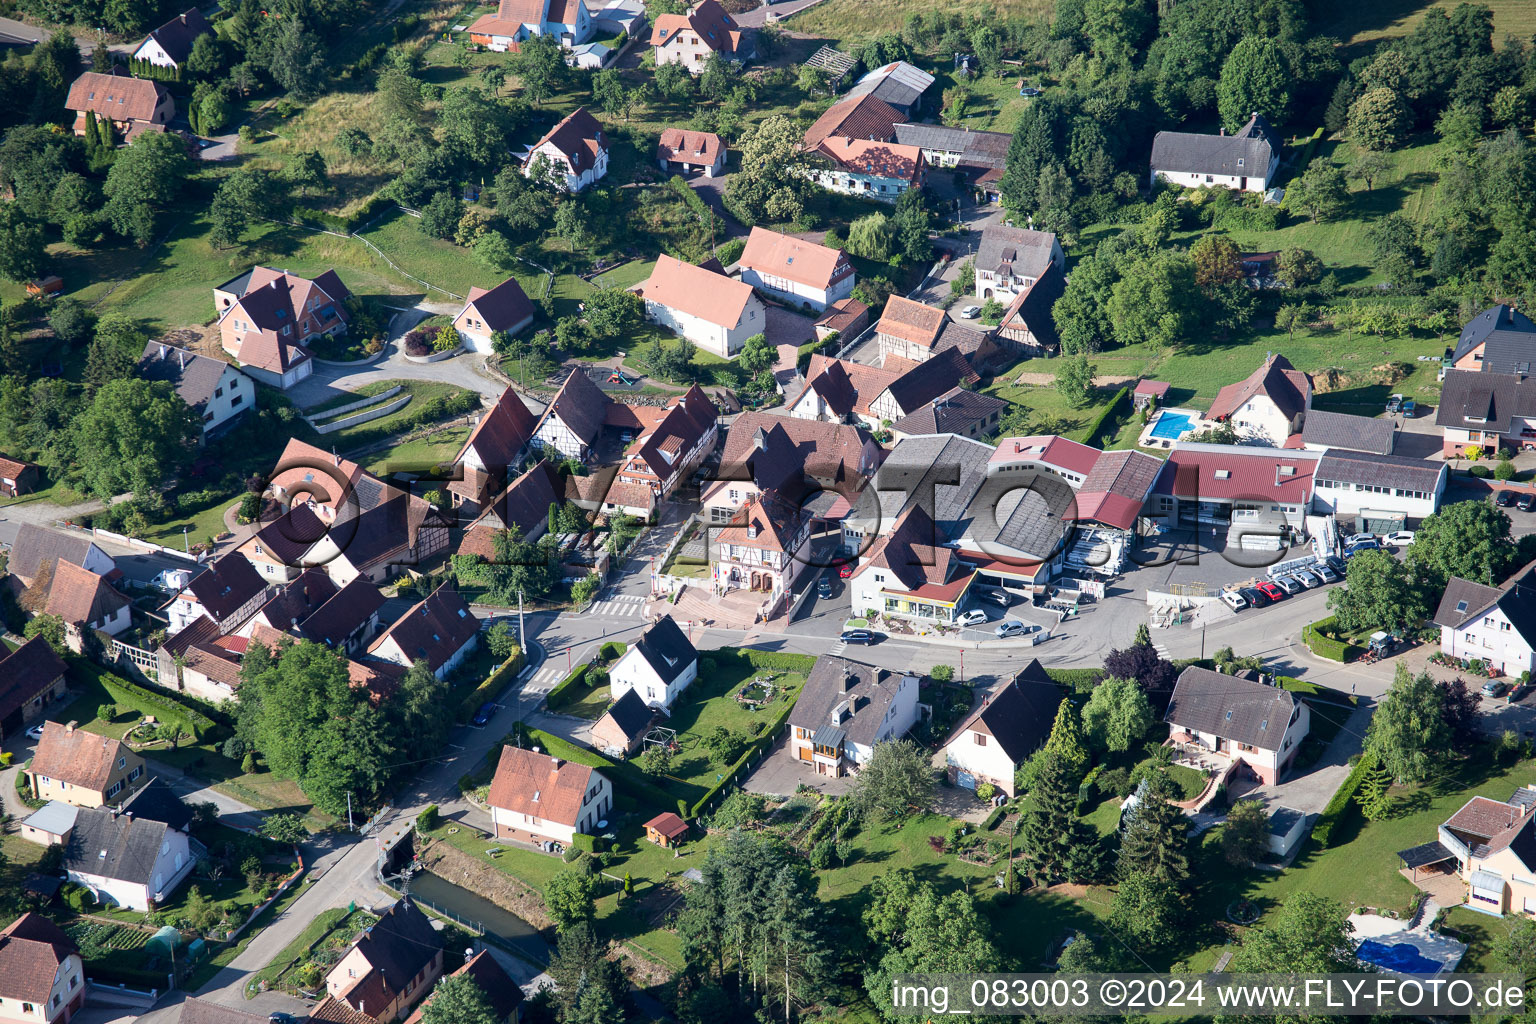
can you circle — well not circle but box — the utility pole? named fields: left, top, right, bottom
left=347, top=791, right=354, bottom=832
left=517, top=588, right=526, bottom=649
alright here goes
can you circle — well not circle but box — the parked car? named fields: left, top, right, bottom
left=959, top=304, right=981, bottom=319
left=270, top=1014, right=299, bottom=1024
left=1483, top=680, right=1510, bottom=698
left=1498, top=489, right=1518, bottom=507
left=817, top=576, right=832, bottom=598
left=1345, top=532, right=1376, bottom=546
left=1239, top=586, right=1270, bottom=608
left=978, top=587, right=1010, bottom=607
left=1383, top=531, right=1415, bottom=547
left=1385, top=394, right=1403, bottom=413
left=1221, top=590, right=1248, bottom=611
left=1324, top=555, right=1348, bottom=574
left=1315, top=565, right=1341, bottom=584
left=1293, top=570, right=1322, bottom=588
left=471, top=702, right=497, bottom=727
left=995, top=620, right=1030, bottom=638
left=1254, top=581, right=1286, bottom=602
left=840, top=629, right=877, bottom=644
left=1520, top=493, right=1536, bottom=513
left=1273, top=576, right=1304, bottom=595
left=25, top=722, right=46, bottom=741
left=957, top=608, right=990, bottom=627
left=838, top=563, right=854, bottom=578
left=1402, top=398, right=1417, bottom=417
left=1345, top=539, right=1381, bottom=556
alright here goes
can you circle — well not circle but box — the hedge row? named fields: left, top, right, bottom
left=1279, top=674, right=1354, bottom=707
left=1078, top=386, right=1130, bottom=447
left=293, top=194, right=395, bottom=235
left=739, top=650, right=817, bottom=673
left=688, top=697, right=794, bottom=819
left=1310, top=750, right=1377, bottom=849
left=543, top=665, right=589, bottom=711
left=455, top=646, right=525, bottom=723
left=1045, top=667, right=1103, bottom=694
left=714, top=237, right=746, bottom=267
left=1302, top=617, right=1360, bottom=663
left=94, top=669, right=218, bottom=740
left=981, top=802, right=1009, bottom=831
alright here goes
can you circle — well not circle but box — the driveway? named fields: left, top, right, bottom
left=1226, top=699, right=1371, bottom=820
left=741, top=734, right=852, bottom=797
left=734, top=0, right=824, bottom=27
left=284, top=303, right=518, bottom=409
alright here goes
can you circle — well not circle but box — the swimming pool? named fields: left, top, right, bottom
left=1356, top=939, right=1443, bottom=974
left=1149, top=410, right=1197, bottom=440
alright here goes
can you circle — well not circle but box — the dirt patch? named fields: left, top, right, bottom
left=417, top=838, right=555, bottom=932
left=1312, top=361, right=1412, bottom=394
left=1009, top=372, right=1137, bottom=388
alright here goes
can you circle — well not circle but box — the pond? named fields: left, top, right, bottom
left=406, top=870, right=549, bottom=967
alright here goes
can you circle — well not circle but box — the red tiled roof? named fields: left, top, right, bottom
left=0, top=914, right=75, bottom=1006
left=989, top=435, right=1100, bottom=477
left=1208, top=353, right=1312, bottom=423
left=1070, top=449, right=1163, bottom=530
left=366, top=584, right=479, bottom=673
left=651, top=0, right=741, bottom=53
left=488, top=745, right=597, bottom=828
left=814, top=137, right=924, bottom=182
left=876, top=295, right=947, bottom=348
left=44, top=559, right=128, bottom=627
left=739, top=227, right=853, bottom=291
left=1134, top=379, right=1171, bottom=398
left=66, top=70, right=165, bottom=121
left=1157, top=446, right=1316, bottom=504
left=639, top=255, right=755, bottom=329
left=645, top=812, right=688, bottom=838
left=30, top=722, right=133, bottom=792
left=801, top=93, right=901, bottom=150
left=529, top=106, right=606, bottom=170
left=657, top=128, right=723, bottom=166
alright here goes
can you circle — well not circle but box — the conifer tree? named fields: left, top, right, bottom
left=1043, top=700, right=1089, bottom=780
left=1118, top=775, right=1191, bottom=888
left=1019, top=753, right=1103, bottom=886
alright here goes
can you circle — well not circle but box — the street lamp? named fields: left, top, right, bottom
left=182, top=526, right=189, bottom=554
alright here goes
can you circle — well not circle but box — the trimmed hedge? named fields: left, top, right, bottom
left=544, top=665, right=589, bottom=710
left=1310, top=750, right=1377, bottom=849
left=598, top=641, right=627, bottom=661
left=293, top=194, right=395, bottom=235
left=982, top=802, right=1009, bottom=831
left=1045, top=667, right=1103, bottom=694
left=739, top=650, right=817, bottom=673
left=569, top=832, right=599, bottom=853
left=688, top=696, right=795, bottom=819
left=715, top=237, right=746, bottom=267
left=92, top=668, right=218, bottom=740
left=1302, top=617, right=1361, bottom=663
left=456, top=646, right=525, bottom=723
left=1078, top=386, right=1130, bottom=447
left=1279, top=674, right=1355, bottom=707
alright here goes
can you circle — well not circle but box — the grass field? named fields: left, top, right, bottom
left=789, top=0, right=1051, bottom=47
left=1318, top=0, right=1536, bottom=54
left=361, top=424, right=473, bottom=475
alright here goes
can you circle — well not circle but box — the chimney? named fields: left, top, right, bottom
left=65, top=721, right=77, bottom=733
left=551, top=756, right=562, bottom=769
left=844, top=669, right=857, bottom=691
left=1219, top=127, right=1225, bottom=136
left=1510, top=305, right=1517, bottom=324
left=158, top=343, right=169, bottom=360
left=333, top=447, right=341, bottom=466
left=178, top=350, right=185, bottom=370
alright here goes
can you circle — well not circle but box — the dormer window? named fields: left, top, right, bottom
left=1236, top=158, right=1244, bottom=168
left=1215, top=470, right=1231, bottom=480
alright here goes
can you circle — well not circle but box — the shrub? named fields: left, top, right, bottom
left=1099, top=767, right=1132, bottom=797
left=97, top=703, right=117, bottom=722
left=810, top=839, right=835, bottom=869
left=417, top=805, right=439, bottom=832
left=1495, top=461, right=1516, bottom=481
left=930, top=664, right=954, bottom=683
left=241, top=751, right=257, bottom=773
left=975, top=781, right=997, bottom=802
left=221, top=736, right=246, bottom=759
left=1312, top=750, right=1377, bottom=849
left=1470, top=464, right=1490, bottom=478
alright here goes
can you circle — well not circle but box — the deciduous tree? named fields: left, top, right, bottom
left=1367, top=665, right=1452, bottom=783
left=848, top=738, right=932, bottom=824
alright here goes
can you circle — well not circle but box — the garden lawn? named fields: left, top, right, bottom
left=1318, top=0, right=1536, bottom=54
left=139, top=496, right=239, bottom=549
left=326, top=381, right=477, bottom=447
left=361, top=425, right=472, bottom=475
left=788, top=0, right=1051, bottom=49
left=661, top=659, right=807, bottom=800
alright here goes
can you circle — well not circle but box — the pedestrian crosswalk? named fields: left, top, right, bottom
left=588, top=594, right=647, bottom=618
left=527, top=664, right=568, bottom=691
left=827, top=640, right=848, bottom=657
left=1154, top=643, right=1172, bottom=660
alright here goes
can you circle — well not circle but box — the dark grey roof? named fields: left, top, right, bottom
left=789, top=658, right=913, bottom=747
left=1266, top=805, right=1304, bottom=837
left=1150, top=113, right=1279, bottom=178
left=960, top=469, right=1076, bottom=561
left=1396, top=840, right=1455, bottom=869
left=975, top=225, right=1057, bottom=279
left=944, top=658, right=1061, bottom=764
left=890, top=388, right=1007, bottom=437
left=811, top=724, right=846, bottom=747
left=932, top=320, right=995, bottom=360
left=297, top=577, right=385, bottom=647
left=844, top=433, right=992, bottom=539
left=1301, top=410, right=1396, bottom=455
left=882, top=347, right=975, bottom=416
left=846, top=62, right=934, bottom=113
left=1435, top=369, right=1536, bottom=433
left=214, top=269, right=256, bottom=296
left=120, top=776, right=194, bottom=832
left=893, top=123, right=1010, bottom=168
left=1433, top=576, right=1504, bottom=628
left=62, top=808, right=175, bottom=885
left=630, top=615, right=697, bottom=688
left=1164, top=666, right=1301, bottom=751
left=6, top=523, right=102, bottom=581
left=1451, top=305, right=1536, bottom=372
left=1314, top=451, right=1445, bottom=492
left=138, top=342, right=242, bottom=414
left=599, top=688, right=653, bottom=742
left=1000, top=261, right=1066, bottom=349
left=351, top=897, right=442, bottom=997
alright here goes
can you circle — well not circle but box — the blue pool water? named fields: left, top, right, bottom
left=1355, top=939, right=1442, bottom=974
left=1149, top=410, right=1196, bottom=440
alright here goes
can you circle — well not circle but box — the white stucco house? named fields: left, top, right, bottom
left=787, top=658, right=920, bottom=777
left=488, top=746, right=613, bottom=846
left=137, top=342, right=255, bottom=441
left=365, top=585, right=479, bottom=680
left=1434, top=567, right=1536, bottom=678
left=1206, top=353, right=1313, bottom=446
left=637, top=254, right=764, bottom=358
left=973, top=225, right=1063, bottom=303
left=131, top=8, right=212, bottom=72
left=1164, top=667, right=1310, bottom=786
left=942, top=660, right=1062, bottom=797
left=0, top=913, right=86, bottom=1024
left=1150, top=112, right=1281, bottom=193
left=524, top=106, right=608, bottom=192
left=468, top=0, right=594, bottom=49
left=1311, top=451, right=1447, bottom=522
left=453, top=277, right=535, bottom=353
left=608, top=615, right=697, bottom=710
left=808, top=138, right=926, bottom=202
left=737, top=226, right=855, bottom=312
left=58, top=804, right=195, bottom=911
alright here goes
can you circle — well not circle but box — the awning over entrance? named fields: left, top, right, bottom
left=1397, top=841, right=1456, bottom=871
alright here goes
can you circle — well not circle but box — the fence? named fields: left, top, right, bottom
left=311, top=395, right=413, bottom=434
left=84, top=526, right=201, bottom=563
left=112, top=639, right=157, bottom=673
left=302, top=385, right=404, bottom=425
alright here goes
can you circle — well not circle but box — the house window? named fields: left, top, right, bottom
left=214, top=387, right=223, bottom=398
left=117, top=757, right=126, bottom=770
left=231, top=394, right=243, bottom=407
left=129, top=766, right=142, bottom=782
left=106, top=781, right=123, bottom=799
left=973, top=732, right=986, bottom=746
